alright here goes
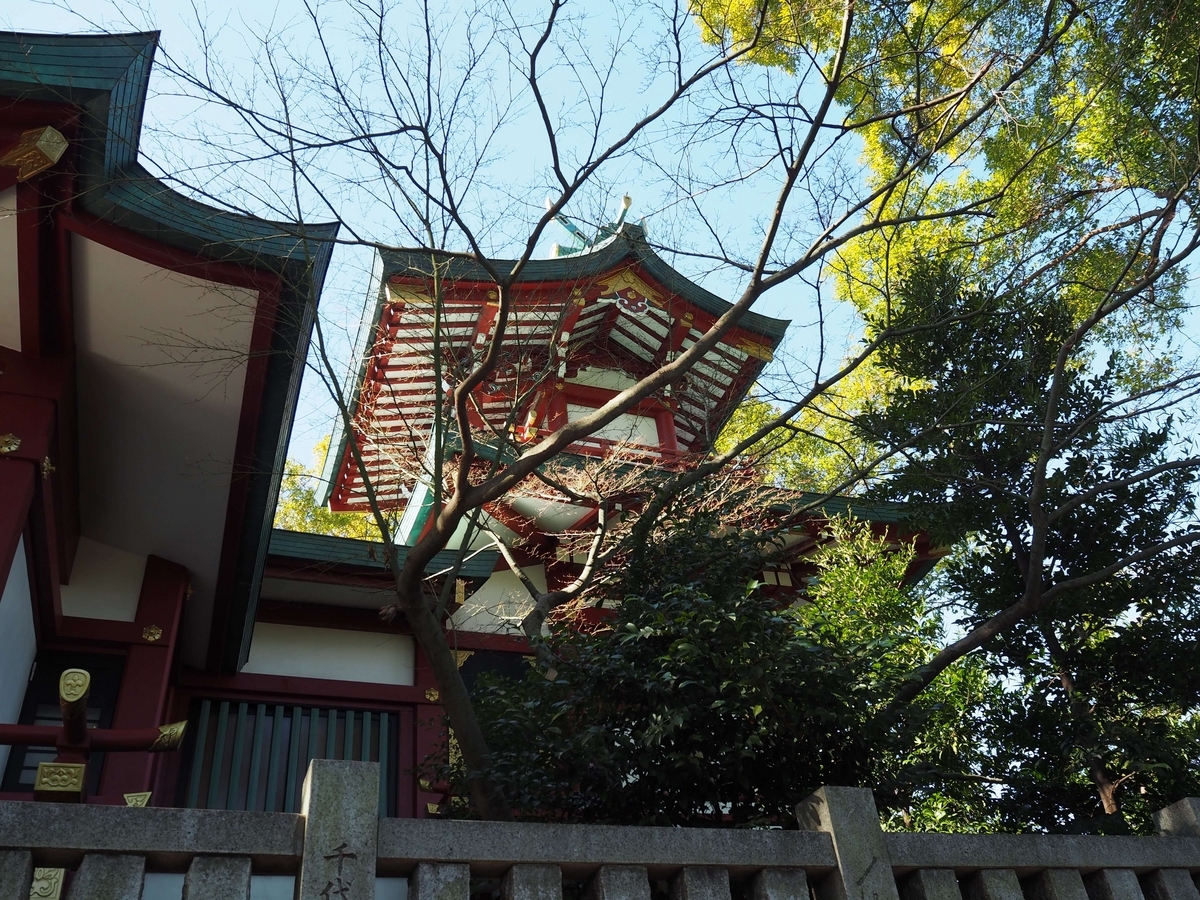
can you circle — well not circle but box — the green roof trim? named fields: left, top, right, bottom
left=0, top=30, right=341, bottom=675
left=268, top=529, right=499, bottom=580
left=779, top=492, right=912, bottom=525
left=379, top=223, right=789, bottom=342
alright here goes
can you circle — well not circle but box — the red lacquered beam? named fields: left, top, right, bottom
left=90, top=723, right=186, bottom=752
left=0, top=724, right=59, bottom=745
left=0, top=721, right=186, bottom=752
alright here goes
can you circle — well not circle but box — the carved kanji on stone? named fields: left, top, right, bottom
left=321, top=842, right=358, bottom=898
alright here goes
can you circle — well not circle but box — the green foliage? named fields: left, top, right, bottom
left=273, top=438, right=377, bottom=540
left=715, top=381, right=881, bottom=493
left=445, top=513, right=994, bottom=829
left=856, top=259, right=1200, bottom=833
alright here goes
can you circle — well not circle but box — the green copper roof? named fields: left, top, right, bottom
left=269, top=529, right=498, bottom=580
left=0, top=30, right=340, bottom=674
left=0, top=30, right=339, bottom=275
left=379, top=222, right=789, bottom=342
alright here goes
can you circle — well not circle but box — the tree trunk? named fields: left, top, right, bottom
left=398, top=582, right=512, bottom=820
left=1090, top=762, right=1121, bottom=816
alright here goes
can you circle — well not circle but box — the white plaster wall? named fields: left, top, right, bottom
left=449, top=565, right=546, bottom=635
left=59, top=537, right=147, bottom=621
left=567, top=366, right=638, bottom=392
left=242, top=623, right=415, bottom=686
left=0, top=537, right=37, bottom=776
left=567, top=404, right=658, bottom=446
left=0, top=187, right=19, bottom=350
left=73, top=235, right=258, bottom=667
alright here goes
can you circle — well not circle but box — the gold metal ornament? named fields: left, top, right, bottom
left=58, top=669, right=90, bottom=703
left=124, top=791, right=152, bottom=807
left=142, top=624, right=163, bottom=642
left=29, top=867, right=66, bottom=899
left=149, top=721, right=187, bottom=751
left=596, top=268, right=665, bottom=307
left=453, top=650, right=474, bottom=668
left=424, top=688, right=440, bottom=702
left=41, top=457, right=55, bottom=479
left=736, top=337, right=774, bottom=362
left=34, top=762, right=86, bottom=795
left=0, top=126, right=68, bottom=181
left=0, top=434, right=20, bottom=454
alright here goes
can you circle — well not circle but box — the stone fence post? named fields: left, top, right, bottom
left=297, top=759, right=380, bottom=900
left=797, top=786, right=899, bottom=900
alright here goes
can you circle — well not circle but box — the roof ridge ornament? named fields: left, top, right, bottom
left=549, top=193, right=634, bottom=257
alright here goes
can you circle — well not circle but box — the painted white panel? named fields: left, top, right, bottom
left=0, top=187, right=19, bottom=350
left=59, top=537, right=147, bottom=621
left=73, top=236, right=259, bottom=667
left=0, top=537, right=37, bottom=777
left=449, top=565, right=545, bottom=635
left=567, top=404, right=659, bottom=446
left=242, top=623, right=415, bottom=686
left=567, top=366, right=638, bottom=391
left=508, top=496, right=586, bottom=533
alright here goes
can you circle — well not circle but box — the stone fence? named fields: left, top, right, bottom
left=1, top=760, right=1199, bottom=900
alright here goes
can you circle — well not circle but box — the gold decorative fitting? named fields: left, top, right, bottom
left=41, top=457, right=55, bottom=479
left=596, top=268, right=664, bottom=307
left=29, top=867, right=66, bottom=900
left=453, top=650, right=474, bottom=668
left=142, top=624, right=163, bottom=642
left=34, top=762, right=86, bottom=794
left=426, top=802, right=442, bottom=815
left=149, top=721, right=187, bottom=751
left=0, top=434, right=20, bottom=455
left=0, top=126, right=68, bottom=181
left=424, top=688, right=440, bottom=702
left=58, top=669, right=91, bottom=703
left=124, top=791, right=152, bottom=807
left=737, top=338, right=774, bottom=362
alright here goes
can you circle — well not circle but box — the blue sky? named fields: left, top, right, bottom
left=5, top=0, right=866, bottom=471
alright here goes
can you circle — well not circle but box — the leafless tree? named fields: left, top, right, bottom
left=133, top=0, right=1200, bottom=817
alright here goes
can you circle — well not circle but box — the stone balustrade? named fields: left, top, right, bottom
left=1, top=761, right=1198, bottom=900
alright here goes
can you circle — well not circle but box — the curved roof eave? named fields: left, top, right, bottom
left=0, top=29, right=341, bottom=674
left=378, top=222, right=790, bottom=344
left=0, top=29, right=340, bottom=287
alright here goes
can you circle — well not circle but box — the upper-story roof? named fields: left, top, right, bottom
left=321, top=224, right=790, bottom=512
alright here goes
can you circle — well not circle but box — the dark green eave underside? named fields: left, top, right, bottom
left=772, top=493, right=912, bottom=525
left=0, top=30, right=341, bottom=675
left=268, top=529, right=499, bottom=580
left=379, top=223, right=790, bottom=344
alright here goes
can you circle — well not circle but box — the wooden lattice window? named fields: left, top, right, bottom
left=180, top=700, right=402, bottom=815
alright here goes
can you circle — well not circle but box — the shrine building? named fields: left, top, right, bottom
left=0, top=29, right=937, bottom=820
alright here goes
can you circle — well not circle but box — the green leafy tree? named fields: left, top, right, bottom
left=448, top=511, right=997, bottom=829
left=856, top=260, right=1200, bottom=832
left=158, top=0, right=1199, bottom=819
left=273, top=438, right=375, bottom=539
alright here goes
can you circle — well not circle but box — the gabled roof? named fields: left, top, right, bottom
left=268, top=529, right=498, bottom=580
